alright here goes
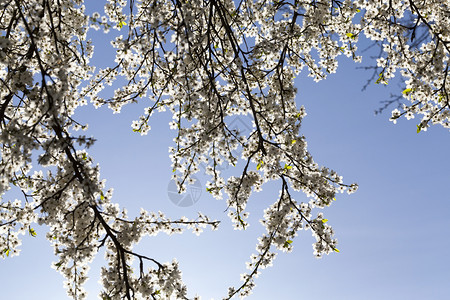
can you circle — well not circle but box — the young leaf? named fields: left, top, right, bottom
left=375, top=72, right=388, bottom=85
left=29, top=227, right=37, bottom=237
left=283, top=240, right=293, bottom=248
left=346, top=33, right=356, bottom=39
left=402, top=88, right=412, bottom=95
left=283, top=164, right=292, bottom=170
left=256, top=160, right=263, bottom=170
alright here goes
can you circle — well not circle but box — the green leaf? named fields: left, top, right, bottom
left=5, top=248, right=10, bottom=256
left=334, top=248, right=340, bottom=253
left=356, top=8, right=361, bottom=12
left=29, top=227, right=37, bottom=237
left=375, top=72, right=388, bottom=85
left=206, top=187, right=222, bottom=193
left=283, top=240, right=293, bottom=248
left=81, top=153, right=87, bottom=160
left=416, top=124, right=421, bottom=133
left=283, top=164, right=292, bottom=170
left=237, top=214, right=247, bottom=229
left=100, top=191, right=105, bottom=201
left=402, top=88, right=412, bottom=95
left=321, top=219, right=328, bottom=223
left=291, top=139, right=296, bottom=144
left=117, top=21, right=127, bottom=29
left=346, top=33, right=356, bottom=39
left=256, top=160, right=263, bottom=170
left=375, top=74, right=382, bottom=84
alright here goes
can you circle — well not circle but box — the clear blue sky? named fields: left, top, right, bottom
left=1, top=3, right=450, bottom=300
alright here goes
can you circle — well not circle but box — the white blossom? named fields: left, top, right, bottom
left=1, top=0, right=448, bottom=299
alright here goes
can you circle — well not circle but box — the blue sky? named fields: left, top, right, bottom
left=1, top=3, right=450, bottom=300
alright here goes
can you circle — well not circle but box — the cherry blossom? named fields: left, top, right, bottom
left=1, top=0, right=448, bottom=299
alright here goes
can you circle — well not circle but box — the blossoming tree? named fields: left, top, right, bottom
left=0, top=0, right=448, bottom=298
